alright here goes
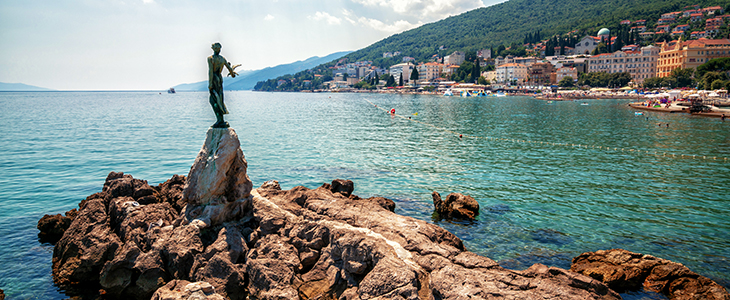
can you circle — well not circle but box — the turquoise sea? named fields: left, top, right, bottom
left=0, top=91, right=728, bottom=299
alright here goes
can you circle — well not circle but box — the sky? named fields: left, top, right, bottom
left=0, top=0, right=505, bottom=90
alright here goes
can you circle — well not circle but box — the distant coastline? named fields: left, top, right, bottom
left=0, top=82, right=55, bottom=92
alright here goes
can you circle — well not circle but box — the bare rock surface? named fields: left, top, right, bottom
left=572, top=249, right=730, bottom=300
left=182, top=128, right=253, bottom=228
left=46, top=128, right=622, bottom=299
left=432, top=191, right=480, bottom=220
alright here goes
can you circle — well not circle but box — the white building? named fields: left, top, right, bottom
left=495, top=63, right=528, bottom=84
left=389, top=63, right=414, bottom=83
left=444, top=51, right=465, bottom=66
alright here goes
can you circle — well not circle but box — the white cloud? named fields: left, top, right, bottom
left=356, top=16, right=421, bottom=33
left=264, top=14, right=274, bottom=21
left=309, top=11, right=342, bottom=25
left=350, top=0, right=484, bottom=21
left=142, top=0, right=154, bottom=4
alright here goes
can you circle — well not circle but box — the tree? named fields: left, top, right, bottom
left=712, top=79, right=727, bottom=90
left=343, top=73, right=348, bottom=80
left=558, top=76, right=574, bottom=87
left=478, top=76, right=489, bottom=85
left=696, top=57, right=730, bottom=79
left=669, top=68, right=695, bottom=87
left=698, top=72, right=724, bottom=90
left=399, top=74, right=404, bottom=86
left=410, top=68, right=420, bottom=82
left=386, top=75, right=396, bottom=87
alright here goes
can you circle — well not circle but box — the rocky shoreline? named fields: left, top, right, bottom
left=37, top=127, right=729, bottom=299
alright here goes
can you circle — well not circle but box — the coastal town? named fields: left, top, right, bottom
left=258, top=4, right=730, bottom=99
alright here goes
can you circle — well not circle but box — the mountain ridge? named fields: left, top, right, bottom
left=0, top=82, right=55, bottom=91
left=174, top=51, right=352, bottom=91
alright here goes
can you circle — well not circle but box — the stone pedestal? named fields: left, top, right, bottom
left=182, top=128, right=253, bottom=227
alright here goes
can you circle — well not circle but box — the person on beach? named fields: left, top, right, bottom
left=208, top=42, right=238, bottom=128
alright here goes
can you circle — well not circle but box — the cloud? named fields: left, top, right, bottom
left=355, top=16, right=422, bottom=33
left=264, top=14, right=274, bottom=21
left=350, top=0, right=484, bottom=21
left=142, top=0, right=154, bottom=4
left=309, top=11, right=342, bottom=25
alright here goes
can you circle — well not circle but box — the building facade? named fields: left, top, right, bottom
left=417, top=62, right=444, bottom=82
left=389, top=63, right=414, bottom=83
left=657, top=38, right=730, bottom=77
left=527, top=62, right=555, bottom=85
left=444, top=51, right=465, bottom=66
left=496, top=63, right=528, bottom=84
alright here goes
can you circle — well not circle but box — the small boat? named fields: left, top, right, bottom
left=167, top=88, right=176, bottom=94
left=495, top=92, right=506, bottom=97
left=443, top=89, right=453, bottom=96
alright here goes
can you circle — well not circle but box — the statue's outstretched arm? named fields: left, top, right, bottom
left=226, top=61, right=239, bottom=78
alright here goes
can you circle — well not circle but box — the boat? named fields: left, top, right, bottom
left=495, top=92, right=506, bottom=97
left=443, top=89, right=453, bottom=96
left=461, top=91, right=473, bottom=97
left=167, top=88, right=176, bottom=94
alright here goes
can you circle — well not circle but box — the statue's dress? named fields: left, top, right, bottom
left=208, top=55, right=229, bottom=115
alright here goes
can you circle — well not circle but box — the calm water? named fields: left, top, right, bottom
left=0, top=91, right=728, bottom=299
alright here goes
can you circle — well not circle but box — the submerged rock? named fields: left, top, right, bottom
left=432, top=191, right=480, bottom=220
left=572, top=249, right=730, bottom=299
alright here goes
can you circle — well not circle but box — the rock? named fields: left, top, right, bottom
left=572, top=249, right=730, bottom=299
left=432, top=191, right=480, bottom=220
left=155, top=174, right=187, bottom=212
left=182, top=128, right=253, bottom=227
left=330, top=179, right=354, bottom=197
left=52, top=195, right=122, bottom=287
left=362, top=196, right=396, bottom=212
left=0, top=288, right=4, bottom=300
left=37, top=213, right=73, bottom=244
left=259, top=180, right=281, bottom=190
left=44, top=126, right=623, bottom=300
left=151, top=280, right=225, bottom=300
left=251, top=185, right=617, bottom=300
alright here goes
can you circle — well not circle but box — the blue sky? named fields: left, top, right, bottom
left=0, top=0, right=504, bottom=90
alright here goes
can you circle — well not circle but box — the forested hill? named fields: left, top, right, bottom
left=346, top=0, right=720, bottom=66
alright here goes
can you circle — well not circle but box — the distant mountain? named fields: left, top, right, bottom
left=0, top=82, right=54, bottom=91
left=174, top=51, right=352, bottom=91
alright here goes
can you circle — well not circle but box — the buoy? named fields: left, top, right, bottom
left=459, top=134, right=462, bottom=138
left=391, top=108, right=395, bottom=114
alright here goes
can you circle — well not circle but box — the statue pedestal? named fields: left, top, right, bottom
left=182, top=128, right=253, bottom=227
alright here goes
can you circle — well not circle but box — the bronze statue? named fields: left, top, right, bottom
left=208, top=42, right=240, bottom=128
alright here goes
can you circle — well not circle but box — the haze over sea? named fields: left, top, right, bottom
left=0, top=91, right=728, bottom=299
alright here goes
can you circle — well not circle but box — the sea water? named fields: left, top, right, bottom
left=0, top=91, right=728, bottom=299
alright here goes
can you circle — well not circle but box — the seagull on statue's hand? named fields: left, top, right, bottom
left=228, top=64, right=241, bottom=77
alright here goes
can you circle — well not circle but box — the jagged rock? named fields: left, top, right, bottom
left=45, top=127, right=625, bottom=300
left=259, top=180, right=281, bottom=190
left=182, top=128, right=253, bottom=227
left=362, top=196, right=396, bottom=212
left=37, top=213, right=73, bottom=244
left=151, top=280, right=225, bottom=300
left=155, top=174, right=187, bottom=212
left=252, top=184, right=618, bottom=300
left=572, top=249, right=730, bottom=299
left=53, top=194, right=122, bottom=287
left=432, top=191, right=480, bottom=220
left=330, top=179, right=354, bottom=197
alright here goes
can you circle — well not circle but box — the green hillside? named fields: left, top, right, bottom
left=348, top=0, right=721, bottom=65
left=255, top=0, right=727, bottom=91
